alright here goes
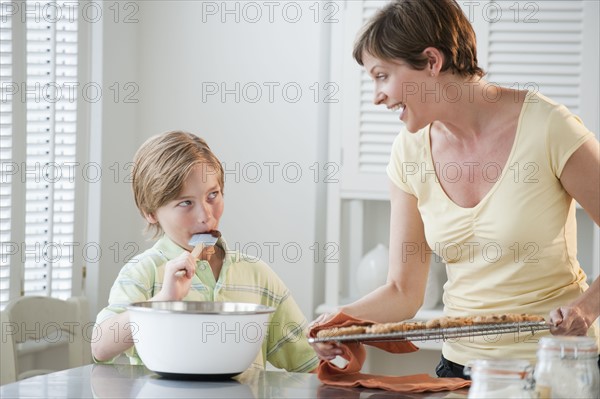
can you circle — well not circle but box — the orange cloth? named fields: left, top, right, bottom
left=309, top=312, right=471, bottom=393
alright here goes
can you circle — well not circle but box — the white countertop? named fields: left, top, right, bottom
left=0, top=364, right=468, bottom=399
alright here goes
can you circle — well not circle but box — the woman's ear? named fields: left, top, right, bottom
left=422, top=47, right=444, bottom=76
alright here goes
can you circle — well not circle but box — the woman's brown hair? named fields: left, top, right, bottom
left=353, top=0, right=485, bottom=78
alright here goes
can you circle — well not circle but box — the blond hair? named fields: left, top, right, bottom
left=132, top=131, right=224, bottom=237
left=353, top=0, right=484, bottom=78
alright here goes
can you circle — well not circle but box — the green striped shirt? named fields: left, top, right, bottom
left=96, top=235, right=318, bottom=373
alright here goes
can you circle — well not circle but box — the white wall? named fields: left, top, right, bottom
left=88, top=1, right=331, bottom=319
left=85, top=7, right=144, bottom=318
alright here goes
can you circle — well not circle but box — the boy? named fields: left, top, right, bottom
left=91, top=131, right=318, bottom=373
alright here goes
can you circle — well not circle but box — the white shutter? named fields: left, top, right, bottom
left=0, top=1, right=15, bottom=307
left=341, top=0, right=402, bottom=199
left=359, top=79, right=404, bottom=175
left=0, top=0, right=82, bottom=309
left=485, top=1, right=584, bottom=115
left=357, top=1, right=404, bottom=177
left=339, top=0, right=596, bottom=200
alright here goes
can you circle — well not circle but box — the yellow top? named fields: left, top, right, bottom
left=387, top=91, right=597, bottom=365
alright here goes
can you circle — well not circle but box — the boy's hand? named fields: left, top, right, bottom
left=152, top=251, right=196, bottom=301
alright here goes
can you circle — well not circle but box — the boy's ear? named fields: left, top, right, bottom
left=144, top=212, right=158, bottom=224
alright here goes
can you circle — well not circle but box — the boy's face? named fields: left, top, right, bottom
left=146, top=164, right=224, bottom=251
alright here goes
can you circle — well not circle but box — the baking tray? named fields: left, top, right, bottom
left=308, top=321, right=550, bottom=344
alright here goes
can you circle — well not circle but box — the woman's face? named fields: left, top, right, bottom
left=146, top=164, right=224, bottom=251
left=362, top=51, right=434, bottom=133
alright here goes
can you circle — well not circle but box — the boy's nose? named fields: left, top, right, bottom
left=196, top=203, right=211, bottom=224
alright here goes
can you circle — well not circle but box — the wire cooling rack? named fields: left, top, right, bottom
left=308, top=321, right=550, bottom=344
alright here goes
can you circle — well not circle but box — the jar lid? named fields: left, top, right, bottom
left=538, top=336, right=598, bottom=359
left=539, top=336, right=597, bottom=351
left=464, top=359, right=532, bottom=379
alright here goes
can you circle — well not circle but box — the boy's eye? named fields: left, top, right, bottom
left=178, top=200, right=192, bottom=207
left=208, top=191, right=219, bottom=200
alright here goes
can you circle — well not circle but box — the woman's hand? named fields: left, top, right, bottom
left=549, top=278, right=600, bottom=336
left=549, top=305, right=590, bottom=336
left=307, top=313, right=344, bottom=361
left=152, top=251, right=196, bottom=301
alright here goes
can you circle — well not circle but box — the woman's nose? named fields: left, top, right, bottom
left=374, top=89, right=386, bottom=105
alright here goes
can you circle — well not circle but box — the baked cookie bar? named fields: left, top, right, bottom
left=316, top=325, right=368, bottom=338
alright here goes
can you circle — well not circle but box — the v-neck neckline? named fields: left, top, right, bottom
left=424, top=91, right=532, bottom=211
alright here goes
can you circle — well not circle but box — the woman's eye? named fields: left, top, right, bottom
left=376, top=74, right=387, bottom=80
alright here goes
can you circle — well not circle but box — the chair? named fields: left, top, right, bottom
left=0, top=296, right=92, bottom=385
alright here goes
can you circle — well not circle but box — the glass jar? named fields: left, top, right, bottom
left=464, top=359, right=536, bottom=398
left=534, top=336, right=599, bottom=399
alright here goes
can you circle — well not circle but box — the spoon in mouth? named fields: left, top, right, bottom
left=189, top=230, right=221, bottom=254
left=174, top=230, right=221, bottom=277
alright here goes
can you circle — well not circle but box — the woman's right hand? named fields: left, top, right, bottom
left=308, top=312, right=344, bottom=361
left=152, top=251, right=196, bottom=301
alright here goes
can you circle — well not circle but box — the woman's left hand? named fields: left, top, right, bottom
left=549, top=305, right=590, bottom=336
left=307, top=312, right=344, bottom=361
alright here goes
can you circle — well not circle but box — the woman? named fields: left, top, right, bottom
left=311, top=0, right=599, bottom=378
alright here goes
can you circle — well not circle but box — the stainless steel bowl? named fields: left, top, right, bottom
left=129, top=301, right=275, bottom=315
